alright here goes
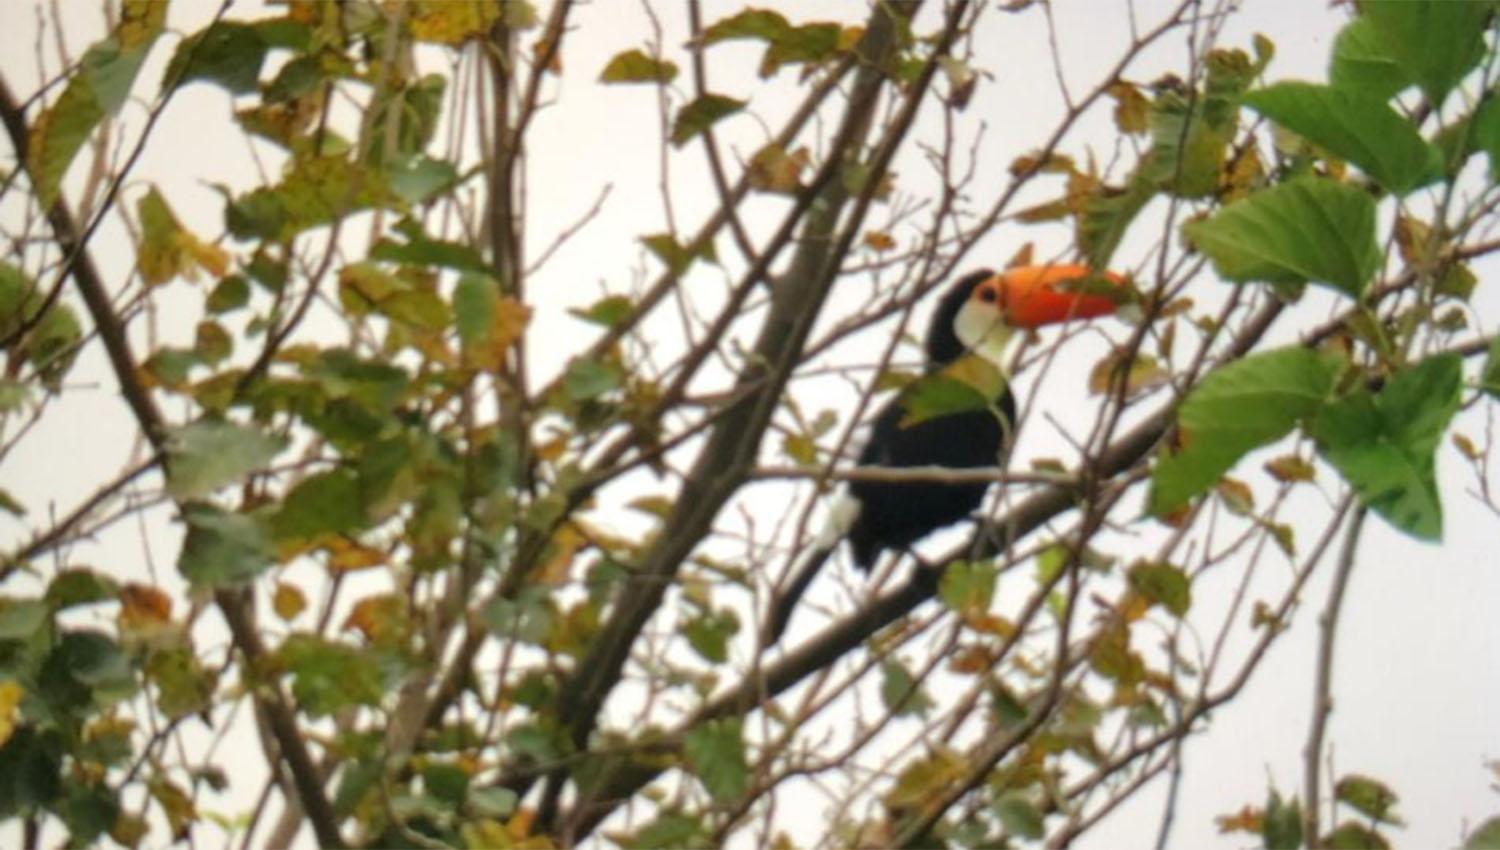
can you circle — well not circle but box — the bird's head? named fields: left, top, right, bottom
left=928, top=264, right=1129, bottom=365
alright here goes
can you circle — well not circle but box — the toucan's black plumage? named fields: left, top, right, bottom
left=762, top=264, right=1124, bottom=643
left=844, top=270, right=1014, bottom=569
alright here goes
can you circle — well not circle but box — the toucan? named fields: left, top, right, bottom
left=763, top=264, right=1125, bottom=643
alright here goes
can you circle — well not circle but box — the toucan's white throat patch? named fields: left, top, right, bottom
left=954, top=300, right=1014, bottom=369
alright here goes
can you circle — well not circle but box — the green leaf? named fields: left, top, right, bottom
left=700, top=9, right=792, bottom=44
left=684, top=718, right=749, bottom=803
left=599, top=49, right=678, bottom=84
left=623, top=812, right=710, bottom=850
left=1128, top=562, right=1191, bottom=617
left=939, top=560, right=997, bottom=618
left=897, top=356, right=1005, bottom=428
left=165, top=419, right=285, bottom=501
left=1360, top=0, right=1494, bottom=106
left=27, top=71, right=104, bottom=211
left=1335, top=774, right=1402, bottom=825
left=1079, top=173, right=1157, bottom=268
left=1476, top=96, right=1500, bottom=180
left=670, top=93, right=746, bottom=147
left=453, top=272, right=498, bottom=350
left=385, top=155, right=458, bottom=205
left=164, top=22, right=268, bottom=94
left=276, top=635, right=385, bottom=717
left=146, top=644, right=216, bottom=720
left=0, top=599, right=50, bottom=641
left=206, top=274, right=251, bottom=313
left=177, top=504, right=274, bottom=587
left=1329, top=17, right=1411, bottom=101
left=683, top=608, right=739, bottom=663
left=1482, top=336, right=1500, bottom=400
left=1323, top=821, right=1391, bottom=850
left=568, top=295, right=634, bottom=328
left=1146, top=88, right=1232, bottom=199
left=563, top=357, right=624, bottom=402
left=993, top=793, right=1044, bottom=840
left=1465, top=816, right=1500, bottom=850
left=45, top=569, right=119, bottom=610
left=1183, top=176, right=1380, bottom=298
left=880, top=659, right=933, bottom=717
left=1263, top=790, right=1303, bottom=850
left=373, top=233, right=488, bottom=273
left=481, top=588, right=556, bottom=646
left=1150, top=347, right=1340, bottom=515
left=271, top=468, right=365, bottom=541
left=1312, top=354, right=1462, bottom=540
left=1243, top=82, right=1441, bottom=195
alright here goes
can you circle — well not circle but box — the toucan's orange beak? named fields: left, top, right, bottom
left=994, top=264, right=1128, bottom=329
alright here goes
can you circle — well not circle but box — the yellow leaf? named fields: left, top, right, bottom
left=1107, top=81, right=1150, bottom=135
left=863, top=230, right=896, bottom=252
left=343, top=593, right=408, bottom=643
left=0, top=680, right=22, bottom=747
left=272, top=582, right=307, bottom=621
left=119, top=0, right=168, bottom=49
left=407, top=0, right=501, bottom=45
left=325, top=536, right=387, bottom=573
left=537, top=524, right=586, bottom=585
left=1263, top=454, right=1315, bottom=483
left=118, top=583, right=173, bottom=632
left=1005, top=241, right=1035, bottom=269
left=747, top=143, right=811, bottom=194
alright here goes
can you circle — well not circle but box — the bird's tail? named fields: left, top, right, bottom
left=761, top=542, right=835, bottom=646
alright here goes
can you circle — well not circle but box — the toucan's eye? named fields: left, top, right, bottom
left=978, top=285, right=998, bottom=304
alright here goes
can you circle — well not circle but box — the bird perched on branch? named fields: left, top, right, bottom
left=763, top=264, right=1126, bottom=644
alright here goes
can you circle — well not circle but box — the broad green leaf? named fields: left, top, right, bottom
left=1335, top=774, right=1403, bottom=825
left=563, top=357, right=623, bottom=402
left=1312, top=354, right=1462, bottom=540
left=177, top=504, right=274, bottom=586
left=568, top=295, right=634, bottom=328
left=165, top=419, right=285, bottom=501
left=145, top=644, right=215, bottom=720
left=1329, top=17, right=1410, bottom=101
left=993, top=793, right=1045, bottom=840
left=684, top=718, right=749, bottom=803
left=0, top=599, right=49, bottom=641
left=1482, top=336, right=1500, bottom=400
left=271, top=468, right=365, bottom=541
left=1150, top=347, right=1340, bottom=515
left=599, top=49, right=678, bottom=84
left=275, top=635, right=384, bottom=717
left=482, top=590, right=556, bottom=646
left=1323, top=821, right=1391, bottom=850
left=373, top=233, right=488, bottom=273
left=1360, top=0, right=1494, bottom=106
left=898, top=356, right=1006, bottom=428
left=700, top=9, right=792, bottom=44
left=1146, top=90, right=1230, bottom=198
left=670, top=94, right=746, bottom=147
left=1079, top=172, right=1156, bottom=268
left=29, top=29, right=158, bottom=210
left=1243, top=82, right=1441, bottom=195
left=623, top=812, right=710, bottom=850
left=939, top=560, right=997, bottom=617
left=1476, top=97, right=1500, bottom=179
left=206, top=274, right=251, bottom=313
left=45, top=569, right=118, bottom=610
left=1183, top=176, right=1380, bottom=298
left=880, top=659, right=933, bottom=717
left=1465, top=816, right=1500, bottom=850
left=1128, top=561, right=1191, bottom=617
left=1264, top=790, right=1304, bottom=850
left=683, top=608, right=739, bottom=663
left=163, top=22, right=268, bottom=94
left=385, top=155, right=458, bottom=204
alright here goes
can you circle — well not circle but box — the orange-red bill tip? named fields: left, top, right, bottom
left=994, top=263, right=1128, bottom=329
